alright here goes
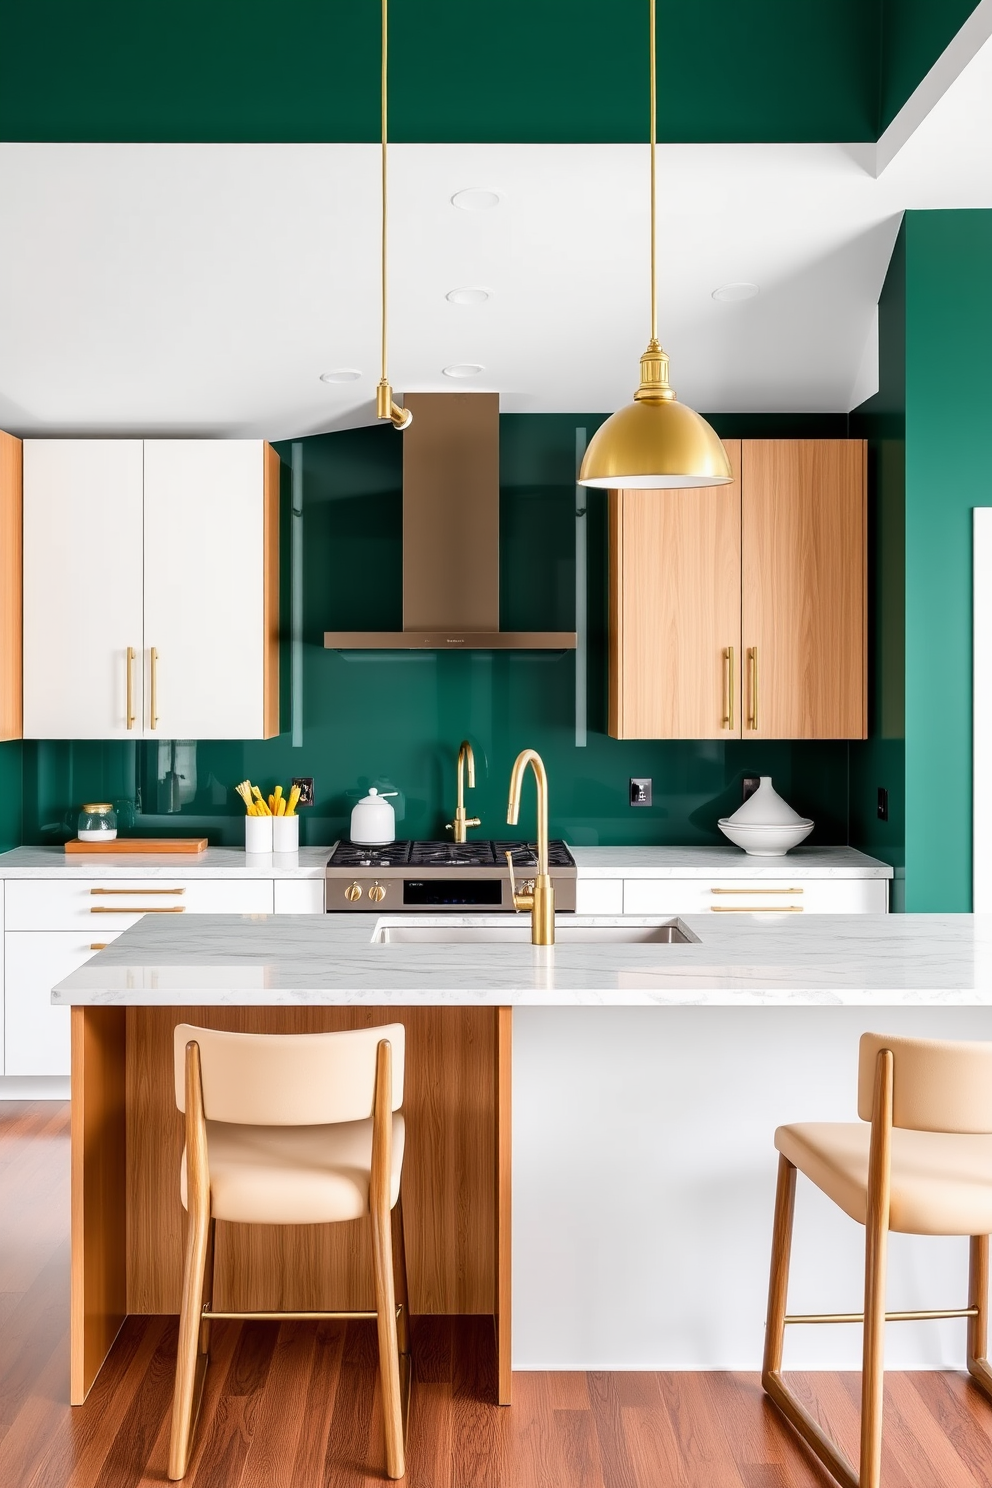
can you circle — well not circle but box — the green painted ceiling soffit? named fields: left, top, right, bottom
left=1, top=0, right=884, bottom=144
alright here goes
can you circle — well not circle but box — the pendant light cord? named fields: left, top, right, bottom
left=649, top=0, right=657, bottom=345
left=381, top=0, right=388, bottom=386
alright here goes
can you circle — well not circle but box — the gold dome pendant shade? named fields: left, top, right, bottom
left=578, top=1, right=729, bottom=490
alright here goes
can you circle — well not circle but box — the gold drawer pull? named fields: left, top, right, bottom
left=90, top=943, right=108, bottom=951
left=723, top=646, right=735, bottom=730
left=90, top=887, right=186, bottom=895
left=91, top=905, right=186, bottom=914
left=711, top=887, right=803, bottom=896
left=126, top=645, right=136, bottom=730
left=711, top=905, right=803, bottom=913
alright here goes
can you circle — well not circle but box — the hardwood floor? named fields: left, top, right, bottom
left=4, top=1101, right=992, bottom=1486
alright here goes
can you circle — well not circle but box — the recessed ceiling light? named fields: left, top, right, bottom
left=442, top=364, right=484, bottom=379
left=451, top=189, right=500, bottom=211
left=320, top=369, right=362, bottom=383
left=711, top=282, right=759, bottom=303
left=445, top=287, right=492, bottom=306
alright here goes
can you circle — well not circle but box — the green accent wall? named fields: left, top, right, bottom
left=0, top=1, right=879, bottom=144
left=902, top=210, right=992, bottom=911
left=850, top=222, right=906, bottom=908
left=880, top=0, right=980, bottom=131
left=0, top=741, right=22, bottom=851
left=16, top=412, right=855, bottom=852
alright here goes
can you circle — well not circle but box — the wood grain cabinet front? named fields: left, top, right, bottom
left=609, top=439, right=866, bottom=740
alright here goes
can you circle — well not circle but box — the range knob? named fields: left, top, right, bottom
left=344, top=882, right=363, bottom=902
left=369, top=882, right=387, bottom=903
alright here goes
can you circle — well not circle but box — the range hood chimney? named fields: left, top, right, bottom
left=324, top=392, right=576, bottom=650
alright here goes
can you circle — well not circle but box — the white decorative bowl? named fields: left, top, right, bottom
left=717, top=818, right=814, bottom=857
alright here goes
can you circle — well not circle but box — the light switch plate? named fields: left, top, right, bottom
left=630, top=778, right=652, bottom=807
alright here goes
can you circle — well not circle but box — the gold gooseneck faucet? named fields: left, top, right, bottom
left=505, top=749, right=555, bottom=945
left=446, top=740, right=481, bottom=844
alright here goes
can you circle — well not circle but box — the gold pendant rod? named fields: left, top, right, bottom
left=381, top=0, right=388, bottom=387
left=649, top=0, right=657, bottom=345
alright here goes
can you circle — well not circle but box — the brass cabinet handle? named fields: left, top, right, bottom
left=746, top=645, right=758, bottom=730
left=90, top=943, right=108, bottom=950
left=90, top=887, right=186, bottom=895
left=711, top=887, right=803, bottom=895
left=126, top=646, right=136, bottom=730
left=710, top=905, right=803, bottom=913
left=723, top=646, right=735, bottom=729
left=91, top=905, right=185, bottom=913
left=150, top=647, right=159, bottom=729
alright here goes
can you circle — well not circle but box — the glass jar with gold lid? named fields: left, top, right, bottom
left=78, top=803, right=117, bottom=841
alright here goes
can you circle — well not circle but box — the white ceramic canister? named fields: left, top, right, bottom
left=272, top=814, right=299, bottom=852
left=245, top=815, right=273, bottom=853
left=350, top=788, right=398, bottom=846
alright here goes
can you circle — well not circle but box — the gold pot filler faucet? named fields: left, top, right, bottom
left=505, top=748, right=555, bottom=945
left=446, top=740, right=481, bottom=844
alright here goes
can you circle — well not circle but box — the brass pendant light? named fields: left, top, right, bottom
left=577, top=0, right=729, bottom=488
left=375, top=0, right=412, bottom=430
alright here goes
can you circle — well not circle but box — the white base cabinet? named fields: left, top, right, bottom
left=577, top=875, right=888, bottom=916
left=1, top=872, right=322, bottom=1082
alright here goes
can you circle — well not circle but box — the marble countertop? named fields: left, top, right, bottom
left=0, top=845, right=331, bottom=879
left=53, top=911, right=989, bottom=1007
left=569, top=846, right=892, bottom=878
left=0, top=843, right=892, bottom=881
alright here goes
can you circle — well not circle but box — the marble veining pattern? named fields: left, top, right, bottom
left=52, top=912, right=990, bottom=1007
left=570, top=846, right=892, bottom=878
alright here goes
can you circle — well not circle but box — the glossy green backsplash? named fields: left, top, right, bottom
left=18, top=413, right=854, bottom=850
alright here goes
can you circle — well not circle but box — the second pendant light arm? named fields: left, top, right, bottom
left=376, top=0, right=412, bottom=431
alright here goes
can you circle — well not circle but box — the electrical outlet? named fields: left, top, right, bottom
left=629, top=778, right=652, bottom=807
left=742, top=776, right=760, bottom=802
left=877, top=786, right=888, bottom=822
left=291, top=777, right=315, bottom=807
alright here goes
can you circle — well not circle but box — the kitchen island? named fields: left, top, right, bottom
left=55, top=910, right=992, bottom=1406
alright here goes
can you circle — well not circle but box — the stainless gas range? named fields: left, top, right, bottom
left=325, top=839, right=577, bottom=913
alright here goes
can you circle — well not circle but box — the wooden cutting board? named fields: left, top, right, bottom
left=65, top=838, right=209, bottom=854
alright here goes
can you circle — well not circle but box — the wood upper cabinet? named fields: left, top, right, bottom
left=610, top=442, right=742, bottom=739
left=22, top=440, right=279, bottom=740
left=741, top=440, right=866, bottom=740
left=0, top=431, right=23, bottom=741
left=609, top=438, right=866, bottom=741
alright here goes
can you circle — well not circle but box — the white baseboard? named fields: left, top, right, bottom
left=0, top=1076, right=70, bottom=1100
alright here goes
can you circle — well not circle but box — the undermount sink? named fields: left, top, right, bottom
left=372, top=917, right=698, bottom=945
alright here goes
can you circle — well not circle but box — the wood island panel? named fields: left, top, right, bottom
left=125, top=1005, right=501, bottom=1319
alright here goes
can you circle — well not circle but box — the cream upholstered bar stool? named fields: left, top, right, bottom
left=762, top=1032, right=992, bottom=1488
left=168, top=1023, right=411, bottom=1482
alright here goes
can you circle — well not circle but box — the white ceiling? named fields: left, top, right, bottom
left=1, top=30, right=991, bottom=438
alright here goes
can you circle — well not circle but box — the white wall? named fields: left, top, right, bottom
left=513, top=1006, right=992, bottom=1369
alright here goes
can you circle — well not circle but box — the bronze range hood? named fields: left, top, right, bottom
left=324, top=392, right=577, bottom=650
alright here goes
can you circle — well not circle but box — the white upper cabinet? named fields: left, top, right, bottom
left=23, top=440, right=145, bottom=739
left=143, top=441, right=279, bottom=739
left=22, top=439, right=279, bottom=740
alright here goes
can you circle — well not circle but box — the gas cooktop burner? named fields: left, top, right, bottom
left=408, top=841, right=494, bottom=867
left=326, top=839, right=575, bottom=869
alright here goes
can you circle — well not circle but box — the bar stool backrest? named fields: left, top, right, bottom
left=857, top=1031, right=992, bottom=1134
left=173, top=1023, right=405, bottom=1126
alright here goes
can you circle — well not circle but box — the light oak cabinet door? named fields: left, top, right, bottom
left=609, top=441, right=742, bottom=739
left=143, top=441, right=280, bottom=740
left=741, top=440, right=866, bottom=739
left=22, top=440, right=145, bottom=739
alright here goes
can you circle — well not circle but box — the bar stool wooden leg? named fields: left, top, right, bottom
left=859, top=1049, right=893, bottom=1488
left=169, top=1042, right=212, bottom=1482
left=761, top=1152, right=859, bottom=1488
left=969, top=1234, right=992, bottom=1401
left=392, top=1193, right=413, bottom=1438
left=371, top=1040, right=405, bottom=1480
